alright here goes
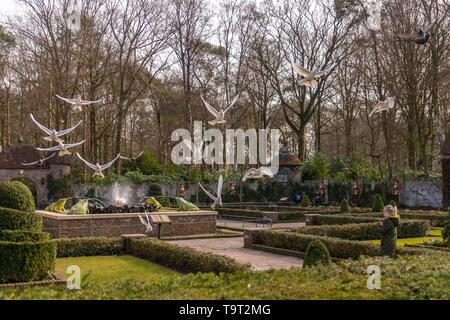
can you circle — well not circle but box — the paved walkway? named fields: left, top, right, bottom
left=216, top=219, right=306, bottom=230
left=171, top=237, right=303, bottom=271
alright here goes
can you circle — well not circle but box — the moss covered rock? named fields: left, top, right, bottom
left=303, top=239, right=332, bottom=268
left=0, top=181, right=35, bottom=212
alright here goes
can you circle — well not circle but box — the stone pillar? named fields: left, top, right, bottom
left=243, top=228, right=263, bottom=248
left=442, top=130, right=450, bottom=208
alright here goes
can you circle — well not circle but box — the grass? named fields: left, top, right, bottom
left=0, top=254, right=448, bottom=300
left=55, top=255, right=181, bottom=284
left=362, top=228, right=443, bottom=246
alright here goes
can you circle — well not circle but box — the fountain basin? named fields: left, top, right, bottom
left=35, top=210, right=218, bottom=239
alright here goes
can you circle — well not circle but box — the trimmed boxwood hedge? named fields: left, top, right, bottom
left=218, top=207, right=341, bottom=221
left=0, top=181, right=35, bottom=212
left=0, top=230, right=50, bottom=242
left=290, top=220, right=429, bottom=240
left=0, top=207, right=42, bottom=232
left=0, top=240, right=56, bottom=283
left=254, top=230, right=438, bottom=259
left=54, top=237, right=125, bottom=258
left=129, top=237, right=251, bottom=274
left=308, top=215, right=382, bottom=225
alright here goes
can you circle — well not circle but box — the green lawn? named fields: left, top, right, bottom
left=1, top=254, right=448, bottom=300
left=55, top=255, right=181, bottom=284
left=362, top=228, right=443, bottom=246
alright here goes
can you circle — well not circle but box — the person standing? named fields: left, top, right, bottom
left=379, top=205, right=400, bottom=257
left=392, top=178, right=401, bottom=205
left=319, top=182, right=326, bottom=203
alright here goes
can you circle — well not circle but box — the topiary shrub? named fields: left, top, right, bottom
left=340, top=199, right=350, bottom=212
left=303, top=239, right=332, bottom=268
left=442, top=208, right=449, bottom=247
left=0, top=207, right=42, bottom=232
left=372, top=194, right=384, bottom=212
left=148, top=183, right=162, bottom=197
left=0, top=181, right=35, bottom=212
left=389, top=200, right=396, bottom=207
left=300, top=195, right=311, bottom=207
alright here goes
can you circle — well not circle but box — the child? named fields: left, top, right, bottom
left=379, top=205, right=400, bottom=257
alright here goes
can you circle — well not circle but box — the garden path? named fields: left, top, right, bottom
left=170, top=237, right=303, bottom=271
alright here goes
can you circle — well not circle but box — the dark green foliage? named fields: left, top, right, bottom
left=0, top=230, right=50, bottom=242
left=47, top=174, right=72, bottom=202
left=291, top=220, right=429, bottom=240
left=11, top=178, right=37, bottom=200
left=148, top=183, right=162, bottom=197
left=0, top=240, right=56, bottom=283
left=121, top=151, right=162, bottom=175
left=389, top=200, right=397, bottom=207
left=0, top=207, right=42, bottom=232
left=300, top=153, right=329, bottom=180
left=340, top=199, right=350, bottom=212
left=350, top=212, right=448, bottom=227
left=0, top=181, right=35, bottom=212
left=372, top=194, right=384, bottom=212
left=300, top=195, right=311, bottom=207
left=309, top=215, right=380, bottom=225
left=255, top=230, right=436, bottom=259
left=85, top=188, right=96, bottom=199
left=54, top=237, right=124, bottom=258
left=303, top=239, right=332, bottom=268
left=129, top=238, right=251, bottom=274
left=442, top=208, right=449, bottom=246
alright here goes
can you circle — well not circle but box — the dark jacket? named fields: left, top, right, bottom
left=379, top=216, right=400, bottom=257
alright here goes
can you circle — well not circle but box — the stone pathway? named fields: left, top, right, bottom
left=216, top=219, right=306, bottom=230
left=171, top=237, right=303, bottom=271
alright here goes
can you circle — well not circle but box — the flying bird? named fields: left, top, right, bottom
left=242, top=166, right=275, bottom=182
left=289, top=58, right=336, bottom=88
left=369, top=97, right=395, bottom=117
left=30, top=113, right=82, bottom=143
left=138, top=213, right=153, bottom=233
left=119, top=151, right=144, bottom=162
left=36, top=140, right=85, bottom=156
left=56, top=94, right=103, bottom=112
left=21, top=153, right=56, bottom=166
left=200, top=95, right=239, bottom=125
left=198, top=174, right=223, bottom=210
left=76, top=152, right=120, bottom=178
left=398, top=21, right=436, bottom=44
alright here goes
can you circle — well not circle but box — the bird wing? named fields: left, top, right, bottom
left=398, top=33, right=419, bottom=40
left=119, top=155, right=131, bottom=160
left=138, top=215, right=147, bottom=226
left=199, top=182, right=217, bottom=201
left=260, top=166, right=275, bottom=178
left=41, top=152, right=57, bottom=162
left=388, top=97, right=395, bottom=109
left=100, top=154, right=120, bottom=170
left=369, top=106, right=379, bottom=117
left=423, top=21, right=436, bottom=33
left=289, top=59, right=312, bottom=77
left=76, top=152, right=98, bottom=171
left=135, top=151, right=144, bottom=159
left=217, top=175, right=223, bottom=198
left=30, top=114, right=52, bottom=135
left=314, top=63, right=337, bottom=77
left=21, top=160, right=40, bottom=166
left=224, top=94, right=240, bottom=113
left=80, top=99, right=102, bottom=105
left=57, top=120, right=82, bottom=136
left=200, top=95, right=219, bottom=117
left=36, top=146, right=60, bottom=152
left=56, top=95, right=77, bottom=104
left=65, top=140, right=85, bottom=149
left=242, top=168, right=257, bottom=182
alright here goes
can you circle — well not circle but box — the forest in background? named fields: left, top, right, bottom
left=0, top=0, right=448, bottom=185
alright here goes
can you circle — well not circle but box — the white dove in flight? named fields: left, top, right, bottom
left=56, top=94, right=103, bottom=112
left=76, top=152, right=120, bottom=178
left=36, top=140, right=85, bottom=156
left=138, top=213, right=153, bottom=233
left=369, top=97, right=395, bottom=117
left=198, top=174, right=223, bottom=210
left=119, top=151, right=144, bottom=162
left=242, top=166, right=275, bottom=182
left=21, top=152, right=56, bottom=166
left=30, top=113, right=82, bottom=143
left=200, top=95, right=239, bottom=125
left=289, top=58, right=336, bottom=88
left=398, top=20, right=436, bottom=45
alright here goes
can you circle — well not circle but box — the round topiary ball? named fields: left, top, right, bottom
left=340, top=199, right=351, bottom=212
left=0, top=181, right=35, bottom=212
left=303, top=239, right=332, bottom=268
left=371, top=194, right=384, bottom=212
left=148, top=183, right=162, bottom=197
